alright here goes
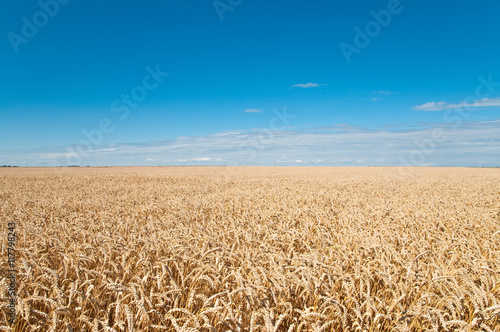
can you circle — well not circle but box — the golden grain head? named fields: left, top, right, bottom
left=0, top=166, right=499, bottom=331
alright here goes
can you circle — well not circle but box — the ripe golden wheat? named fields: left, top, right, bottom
left=0, top=166, right=499, bottom=331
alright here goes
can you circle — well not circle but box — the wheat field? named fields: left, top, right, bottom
left=0, top=166, right=499, bottom=331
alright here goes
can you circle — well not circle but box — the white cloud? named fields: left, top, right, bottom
left=413, top=98, right=500, bottom=111
left=290, top=83, right=325, bottom=89
left=2, top=120, right=499, bottom=167
left=244, top=109, right=263, bottom=113
left=213, top=130, right=246, bottom=136
left=373, top=90, right=398, bottom=95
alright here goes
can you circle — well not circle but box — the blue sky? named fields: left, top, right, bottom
left=1, top=0, right=499, bottom=167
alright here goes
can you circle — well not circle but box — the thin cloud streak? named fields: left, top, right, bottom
left=413, top=98, right=500, bottom=111
left=290, top=83, right=325, bottom=89
left=373, top=90, right=398, bottom=96
left=1, top=120, right=499, bottom=167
